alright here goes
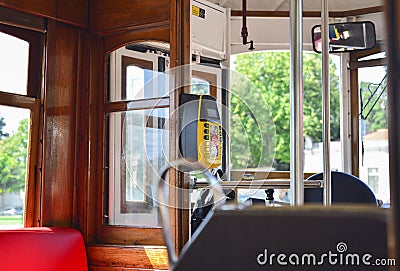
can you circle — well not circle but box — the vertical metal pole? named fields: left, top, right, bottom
left=321, top=0, right=331, bottom=206
left=385, top=0, right=400, bottom=267
left=339, top=53, right=352, bottom=173
left=290, top=0, right=304, bottom=206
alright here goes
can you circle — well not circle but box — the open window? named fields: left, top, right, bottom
left=356, top=51, right=388, bottom=203
left=106, top=45, right=170, bottom=226
left=230, top=51, right=342, bottom=203
left=0, top=23, right=43, bottom=228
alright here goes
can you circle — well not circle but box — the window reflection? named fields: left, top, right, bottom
left=107, top=108, right=168, bottom=226
left=126, top=65, right=145, bottom=100
left=191, top=77, right=210, bottom=95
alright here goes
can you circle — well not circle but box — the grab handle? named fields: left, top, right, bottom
left=157, top=160, right=225, bottom=266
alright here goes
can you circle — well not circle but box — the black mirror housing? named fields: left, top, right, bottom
left=312, top=21, right=376, bottom=53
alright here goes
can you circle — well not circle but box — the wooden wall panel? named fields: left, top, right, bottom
left=42, top=21, right=82, bottom=226
left=85, top=35, right=102, bottom=243
left=73, top=30, right=90, bottom=231
left=104, top=25, right=169, bottom=53
left=0, top=0, right=57, bottom=19
left=0, top=0, right=87, bottom=28
left=169, top=0, right=192, bottom=252
left=57, top=0, right=88, bottom=28
left=88, top=245, right=169, bottom=270
left=89, top=0, right=170, bottom=34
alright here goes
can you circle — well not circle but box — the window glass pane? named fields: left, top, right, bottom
left=0, top=106, right=30, bottom=228
left=108, top=46, right=170, bottom=102
left=106, top=108, right=169, bottom=226
left=231, top=52, right=342, bottom=173
left=358, top=66, right=388, bottom=203
left=0, top=32, right=29, bottom=95
left=191, top=77, right=210, bottom=95
left=126, top=65, right=145, bottom=99
left=358, top=52, right=386, bottom=62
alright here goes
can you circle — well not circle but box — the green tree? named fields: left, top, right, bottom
left=0, top=119, right=29, bottom=210
left=231, top=52, right=340, bottom=170
left=359, top=79, right=387, bottom=134
left=0, top=117, right=9, bottom=139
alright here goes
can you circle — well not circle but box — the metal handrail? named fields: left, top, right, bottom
left=321, top=0, right=332, bottom=206
left=192, top=179, right=323, bottom=189
left=157, top=160, right=225, bottom=267
left=289, top=0, right=305, bottom=206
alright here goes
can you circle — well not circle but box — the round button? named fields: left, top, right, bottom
left=204, top=135, right=209, bottom=140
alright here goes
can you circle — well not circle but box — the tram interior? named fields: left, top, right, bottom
left=0, top=0, right=396, bottom=270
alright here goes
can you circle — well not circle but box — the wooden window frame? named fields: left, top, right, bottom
left=0, top=24, right=43, bottom=98
left=112, top=54, right=157, bottom=216
left=87, top=4, right=187, bottom=252
left=94, top=35, right=172, bottom=245
left=349, top=45, right=386, bottom=176
left=0, top=23, right=44, bottom=228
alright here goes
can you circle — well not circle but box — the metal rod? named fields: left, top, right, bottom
left=241, top=0, right=254, bottom=50
left=193, top=180, right=323, bottom=189
left=289, top=0, right=304, bottom=206
left=241, top=0, right=248, bottom=45
left=157, top=160, right=225, bottom=267
left=321, top=0, right=331, bottom=206
left=385, top=0, right=400, bottom=267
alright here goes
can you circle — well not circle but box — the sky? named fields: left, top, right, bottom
left=0, top=32, right=30, bottom=134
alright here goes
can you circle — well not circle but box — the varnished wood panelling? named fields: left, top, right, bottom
left=86, top=35, right=103, bottom=243
left=169, top=0, right=192, bottom=252
left=90, top=267, right=162, bottom=271
left=0, top=92, right=36, bottom=108
left=0, top=0, right=87, bottom=28
left=57, top=0, right=88, bottom=28
left=73, top=31, right=90, bottom=231
left=42, top=21, right=81, bottom=226
left=97, top=227, right=164, bottom=246
left=0, top=6, right=46, bottom=32
left=88, top=245, right=169, bottom=270
left=104, top=25, right=170, bottom=53
left=0, top=0, right=57, bottom=20
left=89, top=0, right=170, bottom=35
left=350, top=67, right=359, bottom=177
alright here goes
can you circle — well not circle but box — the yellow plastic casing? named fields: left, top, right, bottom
left=196, top=95, right=222, bottom=169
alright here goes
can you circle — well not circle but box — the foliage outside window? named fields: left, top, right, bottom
left=231, top=51, right=340, bottom=171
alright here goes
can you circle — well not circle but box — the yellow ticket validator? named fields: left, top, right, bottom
left=179, top=94, right=222, bottom=169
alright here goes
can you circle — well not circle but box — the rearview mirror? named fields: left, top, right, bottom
left=312, top=21, right=376, bottom=53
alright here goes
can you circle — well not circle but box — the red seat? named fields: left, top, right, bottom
left=0, top=227, right=88, bottom=271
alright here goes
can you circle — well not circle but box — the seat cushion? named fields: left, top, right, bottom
left=0, top=227, right=87, bottom=271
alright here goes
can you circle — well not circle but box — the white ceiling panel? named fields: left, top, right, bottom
left=207, top=0, right=383, bottom=12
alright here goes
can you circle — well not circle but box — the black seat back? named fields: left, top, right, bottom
left=305, top=171, right=377, bottom=205
left=174, top=206, right=388, bottom=271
